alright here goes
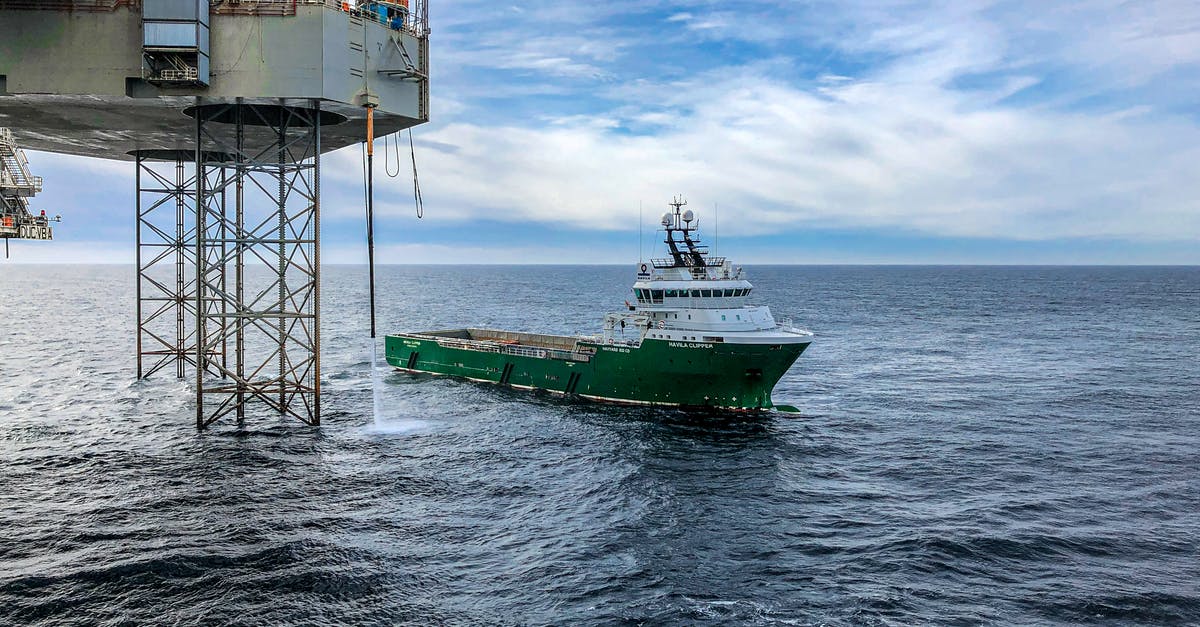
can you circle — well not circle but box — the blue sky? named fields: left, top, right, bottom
left=12, top=0, right=1200, bottom=263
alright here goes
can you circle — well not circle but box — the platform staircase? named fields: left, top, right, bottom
left=1, top=127, right=55, bottom=249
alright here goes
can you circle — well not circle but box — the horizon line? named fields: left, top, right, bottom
left=4, top=262, right=1199, bottom=268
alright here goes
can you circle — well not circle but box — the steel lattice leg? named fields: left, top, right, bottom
left=193, top=100, right=322, bottom=429
left=136, top=152, right=199, bottom=380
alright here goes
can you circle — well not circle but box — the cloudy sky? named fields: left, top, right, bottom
left=14, top=0, right=1200, bottom=263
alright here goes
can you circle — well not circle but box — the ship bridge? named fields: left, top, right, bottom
left=632, top=196, right=754, bottom=309
left=0, top=0, right=431, bottom=428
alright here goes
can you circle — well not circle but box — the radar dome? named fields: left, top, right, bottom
left=682, top=209, right=695, bottom=223
left=661, top=212, right=673, bottom=227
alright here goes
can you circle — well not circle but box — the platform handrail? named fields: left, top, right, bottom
left=320, top=0, right=431, bottom=36
left=0, top=0, right=140, bottom=11
left=0, top=0, right=430, bottom=35
left=0, top=129, right=43, bottom=195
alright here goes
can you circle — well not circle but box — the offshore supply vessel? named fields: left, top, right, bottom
left=384, top=199, right=813, bottom=410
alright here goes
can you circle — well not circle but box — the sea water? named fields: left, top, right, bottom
left=1, top=265, right=1197, bottom=624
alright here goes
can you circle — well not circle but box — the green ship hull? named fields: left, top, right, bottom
left=384, top=329, right=809, bottom=410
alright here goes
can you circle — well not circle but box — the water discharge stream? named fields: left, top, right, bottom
left=367, top=336, right=429, bottom=434
left=371, top=340, right=383, bottom=425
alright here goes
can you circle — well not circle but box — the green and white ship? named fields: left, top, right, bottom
left=384, top=198, right=813, bottom=410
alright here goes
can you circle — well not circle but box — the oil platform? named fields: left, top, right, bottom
left=0, top=0, right=430, bottom=428
left=0, top=126, right=59, bottom=257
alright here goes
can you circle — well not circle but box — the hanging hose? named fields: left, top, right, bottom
left=365, top=106, right=378, bottom=340
left=383, top=132, right=401, bottom=178
left=409, top=129, right=424, bottom=219
left=380, top=129, right=423, bottom=219
left=363, top=106, right=384, bottom=423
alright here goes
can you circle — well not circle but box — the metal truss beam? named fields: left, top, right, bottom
left=135, top=153, right=199, bottom=380
left=192, top=100, right=321, bottom=429
left=135, top=151, right=230, bottom=382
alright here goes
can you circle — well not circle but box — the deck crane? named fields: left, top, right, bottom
left=0, top=127, right=60, bottom=258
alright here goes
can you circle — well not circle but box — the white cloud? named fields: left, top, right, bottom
left=356, top=66, right=1199, bottom=242
left=362, top=0, right=1200, bottom=244
left=322, top=242, right=630, bottom=265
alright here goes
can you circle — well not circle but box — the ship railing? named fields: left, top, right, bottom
left=649, top=257, right=727, bottom=269
left=436, top=338, right=502, bottom=353
left=501, top=344, right=589, bottom=361
left=436, top=336, right=593, bottom=362
left=578, top=331, right=643, bottom=345
left=502, top=344, right=544, bottom=359
left=587, top=335, right=641, bottom=348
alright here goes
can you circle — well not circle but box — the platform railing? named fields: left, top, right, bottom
left=211, top=0, right=430, bottom=35
left=0, top=0, right=429, bottom=35
left=211, top=0, right=297, bottom=17
left=0, top=0, right=140, bottom=11
left=318, top=0, right=430, bottom=36
left=0, top=129, right=43, bottom=195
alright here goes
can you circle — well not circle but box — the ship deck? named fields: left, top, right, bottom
left=393, top=328, right=601, bottom=361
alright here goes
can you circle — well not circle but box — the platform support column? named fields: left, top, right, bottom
left=135, top=152, right=199, bottom=380
left=234, top=105, right=246, bottom=426
left=193, top=101, right=322, bottom=429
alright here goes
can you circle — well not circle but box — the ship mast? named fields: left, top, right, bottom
left=662, top=196, right=707, bottom=267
